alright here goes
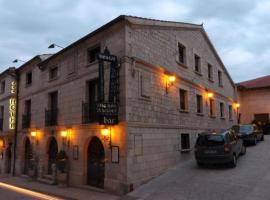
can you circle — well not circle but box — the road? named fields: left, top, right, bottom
left=127, top=135, right=270, bottom=200
left=0, top=182, right=63, bottom=200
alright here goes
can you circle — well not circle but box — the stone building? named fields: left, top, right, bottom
left=2, top=16, right=238, bottom=194
left=237, top=75, right=270, bottom=124
left=0, top=67, right=17, bottom=175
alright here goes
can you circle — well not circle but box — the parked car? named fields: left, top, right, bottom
left=231, top=124, right=264, bottom=145
left=195, top=130, right=246, bottom=167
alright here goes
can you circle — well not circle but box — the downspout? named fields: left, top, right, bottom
left=12, top=71, right=19, bottom=176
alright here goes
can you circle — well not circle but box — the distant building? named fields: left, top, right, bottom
left=0, top=15, right=239, bottom=194
left=0, top=67, right=17, bottom=175
left=237, top=75, right=270, bottom=124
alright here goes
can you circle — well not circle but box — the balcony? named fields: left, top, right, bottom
left=0, top=118, right=3, bottom=131
left=22, top=114, right=31, bottom=129
left=82, top=102, right=99, bottom=124
left=45, top=109, right=58, bottom=126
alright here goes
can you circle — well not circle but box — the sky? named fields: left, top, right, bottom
left=0, top=0, right=269, bottom=82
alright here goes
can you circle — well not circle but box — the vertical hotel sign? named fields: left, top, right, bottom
left=9, top=81, right=16, bottom=130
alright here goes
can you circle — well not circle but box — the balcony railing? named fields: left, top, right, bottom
left=22, top=114, right=31, bottom=129
left=0, top=118, right=3, bottom=131
left=82, top=102, right=99, bottom=124
left=45, top=108, right=58, bottom=126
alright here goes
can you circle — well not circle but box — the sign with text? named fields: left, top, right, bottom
left=97, top=48, right=120, bottom=125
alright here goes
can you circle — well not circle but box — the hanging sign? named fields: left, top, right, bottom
left=97, top=48, right=119, bottom=125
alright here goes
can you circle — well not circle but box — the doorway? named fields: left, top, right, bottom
left=48, top=137, right=58, bottom=175
left=87, top=136, right=105, bottom=188
left=24, top=137, right=32, bottom=174
left=5, top=144, right=12, bottom=174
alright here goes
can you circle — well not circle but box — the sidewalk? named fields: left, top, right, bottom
left=0, top=176, right=120, bottom=200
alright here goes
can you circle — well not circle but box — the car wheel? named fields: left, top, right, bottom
left=261, top=135, right=264, bottom=141
left=230, top=154, right=237, bottom=168
left=240, top=146, right=246, bottom=155
left=253, top=137, right=257, bottom=145
left=197, top=161, right=203, bottom=167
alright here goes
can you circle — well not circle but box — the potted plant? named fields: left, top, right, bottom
left=56, top=150, right=69, bottom=187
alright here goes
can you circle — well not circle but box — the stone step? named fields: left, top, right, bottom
left=37, top=177, right=56, bottom=185
left=43, top=174, right=54, bottom=180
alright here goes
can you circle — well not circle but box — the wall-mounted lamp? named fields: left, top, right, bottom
left=61, top=129, right=71, bottom=149
left=207, top=92, right=214, bottom=98
left=165, top=74, right=176, bottom=93
left=30, top=130, right=39, bottom=145
left=0, top=139, right=4, bottom=160
left=234, top=103, right=240, bottom=109
left=101, top=127, right=111, bottom=147
left=48, top=43, right=64, bottom=49
left=13, top=59, right=26, bottom=63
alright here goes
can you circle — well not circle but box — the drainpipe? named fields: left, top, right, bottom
left=12, top=71, right=20, bottom=176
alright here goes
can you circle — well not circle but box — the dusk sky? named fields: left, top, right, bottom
left=0, top=0, right=269, bottom=82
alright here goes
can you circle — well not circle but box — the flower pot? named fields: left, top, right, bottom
left=57, top=172, right=68, bottom=187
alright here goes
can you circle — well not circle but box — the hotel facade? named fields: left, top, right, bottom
left=0, top=16, right=238, bottom=194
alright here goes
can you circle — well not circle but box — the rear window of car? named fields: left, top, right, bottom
left=196, top=135, right=225, bottom=146
left=239, top=125, right=253, bottom=133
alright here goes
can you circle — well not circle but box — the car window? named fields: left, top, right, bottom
left=197, top=135, right=224, bottom=146
left=232, top=125, right=240, bottom=133
left=239, top=125, right=253, bottom=133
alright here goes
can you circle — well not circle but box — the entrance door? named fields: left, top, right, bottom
left=87, top=137, right=105, bottom=188
left=24, top=137, right=32, bottom=174
left=5, top=144, right=12, bottom=174
left=48, top=137, right=58, bottom=174
left=254, top=113, right=269, bottom=123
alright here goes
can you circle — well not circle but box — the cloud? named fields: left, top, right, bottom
left=0, top=0, right=269, bottom=83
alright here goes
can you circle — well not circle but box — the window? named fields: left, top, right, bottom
left=194, top=54, right=201, bottom=73
left=179, top=89, right=188, bottom=111
left=0, top=81, right=5, bottom=94
left=208, top=64, right=213, bottom=81
left=178, top=43, right=186, bottom=64
left=25, top=100, right=31, bottom=116
left=49, top=67, right=58, bottom=80
left=196, top=94, right=203, bottom=114
left=181, top=133, right=190, bottom=150
left=82, top=79, right=99, bottom=123
left=229, top=105, right=233, bottom=120
left=26, top=71, right=32, bottom=85
left=140, top=72, right=151, bottom=98
left=218, top=70, right=223, bottom=86
left=0, top=106, right=3, bottom=131
left=210, top=99, right=215, bottom=117
left=220, top=102, right=224, bottom=118
left=88, top=46, right=101, bottom=63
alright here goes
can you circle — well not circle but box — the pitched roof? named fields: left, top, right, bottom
left=17, top=54, right=53, bottom=72
left=237, top=75, right=270, bottom=89
left=37, top=15, right=234, bottom=85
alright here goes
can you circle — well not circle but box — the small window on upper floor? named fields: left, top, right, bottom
left=208, top=64, right=213, bottom=81
left=179, top=89, right=188, bottom=111
left=218, top=70, right=223, bottom=87
left=209, top=98, right=216, bottom=117
left=196, top=94, right=203, bottom=114
left=229, top=105, right=233, bottom=120
left=0, top=81, right=5, bottom=94
left=220, top=102, right=224, bottom=118
left=194, top=54, right=201, bottom=74
left=26, top=71, right=32, bottom=86
left=49, top=66, right=58, bottom=80
left=178, top=43, right=186, bottom=64
left=88, top=46, right=101, bottom=63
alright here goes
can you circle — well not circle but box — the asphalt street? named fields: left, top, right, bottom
left=127, top=135, right=270, bottom=200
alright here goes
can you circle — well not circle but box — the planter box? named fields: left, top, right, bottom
left=57, top=172, right=68, bottom=187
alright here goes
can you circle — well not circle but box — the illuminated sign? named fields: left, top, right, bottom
left=9, top=98, right=16, bottom=130
left=11, top=81, right=16, bottom=94
left=9, top=81, right=17, bottom=130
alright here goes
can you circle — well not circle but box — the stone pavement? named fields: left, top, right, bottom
left=0, top=176, right=120, bottom=200
left=123, top=135, right=270, bottom=200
